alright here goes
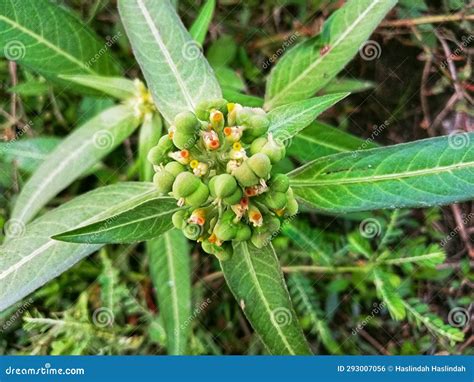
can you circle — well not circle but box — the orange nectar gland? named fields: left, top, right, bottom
left=189, top=209, right=206, bottom=226
left=224, top=127, right=232, bottom=136
left=250, top=211, right=263, bottom=227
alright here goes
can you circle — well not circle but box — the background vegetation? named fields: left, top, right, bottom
left=0, top=0, right=472, bottom=355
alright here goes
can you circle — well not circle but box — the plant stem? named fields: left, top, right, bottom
left=380, top=13, right=474, bottom=27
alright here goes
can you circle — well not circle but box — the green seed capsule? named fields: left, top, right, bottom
left=264, top=191, right=287, bottom=210
left=172, top=210, right=188, bottom=229
left=153, top=170, right=175, bottom=194
left=249, top=114, right=269, bottom=136
left=147, top=135, right=173, bottom=165
left=165, top=161, right=186, bottom=177
left=285, top=196, right=298, bottom=216
left=250, top=135, right=285, bottom=164
left=223, top=188, right=242, bottom=205
left=234, top=223, right=251, bottom=241
left=214, top=220, right=237, bottom=241
left=213, top=174, right=237, bottom=198
left=232, top=162, right=259, bottom=187
left=247, top=153, right=272, bottom=179
left=185, top=183, right=209, bottom=206
left=195, top=99, right=228, bottom=121
left=201, top=240, right=232, bottom=261
left=174, top=111, right=200, bottom=134
left=270, top=174, right=290, bottom=193
left=173, top=131, right=197, bottom=150
left=173, top=172, right=201, bottom=198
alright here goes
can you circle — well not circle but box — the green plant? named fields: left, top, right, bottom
left=0, top=0, right=472, bottom=355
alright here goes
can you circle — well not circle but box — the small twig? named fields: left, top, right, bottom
left=430, top=93, right=459, bottom=130
left=435, top=30, right=464, bottom=100
left=420, top=51, right=434, bottom=134
left=358, top=328, right=391, bottom=355
left=380, top=13, right=474, bottom=28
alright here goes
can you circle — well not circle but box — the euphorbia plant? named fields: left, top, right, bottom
left=0, top=0, right=472, bottom=355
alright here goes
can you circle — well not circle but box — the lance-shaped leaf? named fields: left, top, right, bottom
left=268, top=93, right=348, bottom=142
left=148, top=230, right=191, bottom=354
left=288, top=121, right=378, bottom=162
left=11, top=104, right=140, bottom=224
left=0, top=182, right=156, bottom=311
left=59, top=75, right=136, bottom=100
left=52, top=196, right=180, bottom=244
left=221, top=242, right=312, bottom=355
left=0, top=0, right=119, bottom=79
left=289, top=134, right=474, bottom=213
left=189, top=0, right=216, bottom=45
left=0, top=137, right=61, bottom=173
left=264, top=0, right=396, bottom=108
left=118, top=0, right=221, bottom=123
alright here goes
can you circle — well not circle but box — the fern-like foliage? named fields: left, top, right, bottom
left=288, top=274, right=341, bottom=354
left=403, top=298, right=465, bottom=345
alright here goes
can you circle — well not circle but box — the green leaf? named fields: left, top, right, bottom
left=189, top=0, right=215, bottom=45
left=220, top=241, right=312, bottom=355
left=289, top=134, right=474, bottom=213
left=52, top=195, right=180, bottom=244
left=264, top=0, right=396, bottom=108
left=59, top=75, right=136, bottom=100
left=0, top=0, right=119, bottom=79
left=221, top=87, right=264, bottom=107
left=215, top=66, right=245, bottom=91
left=288, top=121, right=378, bottom=162
left=373, top=269, right=406, bottom=320
left=268, top=94, right=349, bottom=142
left=0, top=182, right=156, bottom=311
left=11, top=104, right=140, bottom=224
left=138, top=113, right=163, bottom=182
left=8, top=80, right=50, bottom=96
left=147, top=229, right=191, bottom=354
left=0, top=137, right=60, bottom=173
left=118, top=0, right=221, bottom=123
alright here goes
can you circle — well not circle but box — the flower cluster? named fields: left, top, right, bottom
left=148, top=99, right=298, bottom=260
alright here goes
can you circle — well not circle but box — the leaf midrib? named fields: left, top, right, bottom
left=384, top=252, right=444, bottom=265
left=290, top=160, right=474, bottom=187
left=136, top=0, right=195, bottom=112
left=266, top=0, right=381, bottom=108
left=0, top=14, right=95, bottom=74
left=241, top=242, right=296, bottom=355
left=0, top=186, right=156, bottom=281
